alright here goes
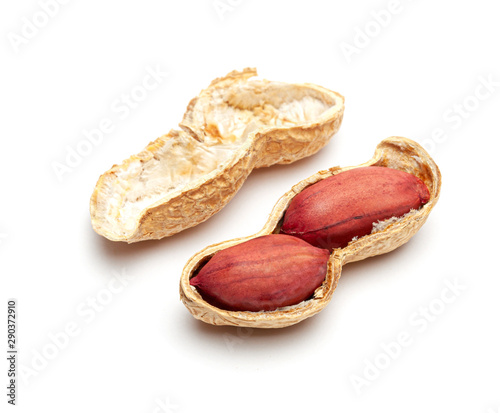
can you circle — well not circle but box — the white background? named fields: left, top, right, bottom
left=1, top=0, right=499, bottom=412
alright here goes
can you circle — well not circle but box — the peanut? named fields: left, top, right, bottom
left=281, top=166, right=430, bottom=250
left=189, top=234, right=330, bottom=312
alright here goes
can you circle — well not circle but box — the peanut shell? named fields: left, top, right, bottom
left=90, top=68, right=344, bottom=242
left=180, top=137, right=441, bottom=328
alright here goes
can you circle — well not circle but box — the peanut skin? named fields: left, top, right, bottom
left=281, top=166, right=430, bottom=250
left=189, top=234, right=330, bottom=312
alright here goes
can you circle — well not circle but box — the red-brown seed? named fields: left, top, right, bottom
left=189, top=234, right=330, bottom=312
left=281, top=166, right=430, bottom=250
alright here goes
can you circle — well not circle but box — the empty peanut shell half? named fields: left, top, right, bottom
left=180, top=137, right=441, bottom=328
left=90, top=68, right=344, bottom=242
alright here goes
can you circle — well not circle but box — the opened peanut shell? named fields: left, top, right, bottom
left=180, top=137, right=441, bottom=328
left=90, top=68, right=344, bottom=242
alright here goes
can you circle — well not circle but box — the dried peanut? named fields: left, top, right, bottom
left=189, top=234, right=329, bottom=312
left=281, top=166, right=430, bottom=250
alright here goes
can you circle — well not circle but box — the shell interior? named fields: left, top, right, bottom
left=93, top=79, right=335, bottom=240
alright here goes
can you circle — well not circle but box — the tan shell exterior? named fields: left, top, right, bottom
left=180, top=137, right=442, bottom=328
left=90, top=68, right=344, bottom=242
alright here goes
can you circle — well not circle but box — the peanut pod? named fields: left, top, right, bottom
left=180, top=137, right=441, bottom=328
